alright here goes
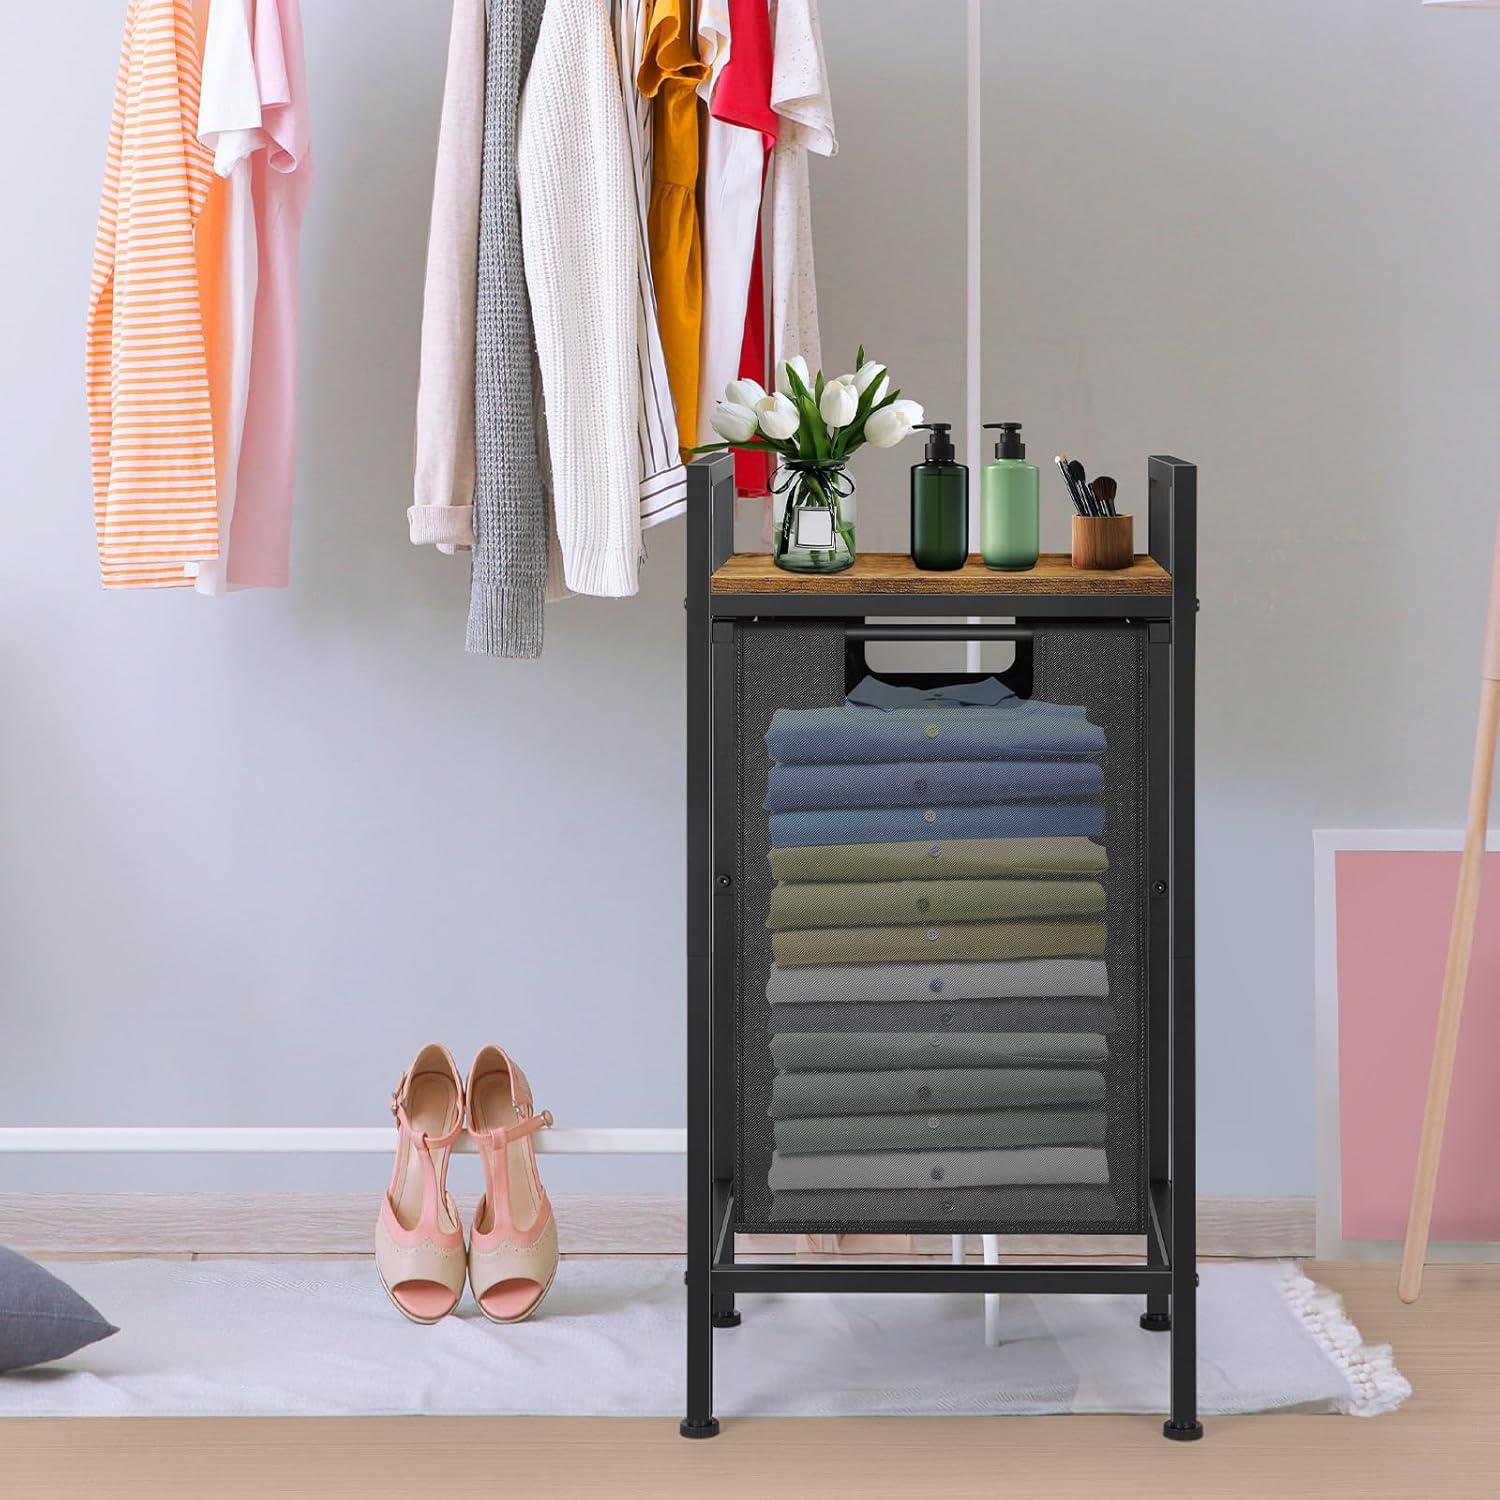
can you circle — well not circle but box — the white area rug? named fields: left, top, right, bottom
left=0, top=1258, right=1407, bottom=1419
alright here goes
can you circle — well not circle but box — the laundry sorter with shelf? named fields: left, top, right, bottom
left=683, top=453, right=1199, bottom=1441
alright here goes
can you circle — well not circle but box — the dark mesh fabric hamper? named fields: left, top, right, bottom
left=732, top=621, right=1149, bottom=1236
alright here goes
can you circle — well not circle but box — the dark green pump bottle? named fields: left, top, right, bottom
left=910, top=422, right=968, bottom=571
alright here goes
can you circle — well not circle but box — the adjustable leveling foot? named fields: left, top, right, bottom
left=680, top=1418, right=721, bottom=1439
left=711, top=1309, right=742, bottom=1328
left=1139, top=1312, right=1171, bottom=1331
left=1163, top=1420, right=1204, bottom=1442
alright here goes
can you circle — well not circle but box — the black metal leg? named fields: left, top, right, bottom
left=682, top=1263, right=719, bottom=1438
left=681, top=460, right=731, bottom=1441
left=1153, top=458, right=1201, bottom=1439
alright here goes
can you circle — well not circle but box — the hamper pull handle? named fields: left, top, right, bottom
left=846, top=625, right=1034, bottom=642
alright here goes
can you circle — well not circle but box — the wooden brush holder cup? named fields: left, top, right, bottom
left=1071, top=514, right=1134, bottom=570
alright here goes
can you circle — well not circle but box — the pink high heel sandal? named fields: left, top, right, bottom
left=466, top=1045, right=559, bottom=1323
left=375, top=1043, right=467, bottom=1323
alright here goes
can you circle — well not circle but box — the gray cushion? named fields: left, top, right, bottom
left=0, top=1246, right=117, bottom=1372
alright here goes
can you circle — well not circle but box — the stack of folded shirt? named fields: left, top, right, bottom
left=761, top=675, right=1113, bottom=1221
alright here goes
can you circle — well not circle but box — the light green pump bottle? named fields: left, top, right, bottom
left=980, top=422, right=1039, bottom=570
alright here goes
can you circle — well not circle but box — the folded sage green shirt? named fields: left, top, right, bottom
left=774, top=1106, right=1108, bottom=1154
left=767, top=878, right=1106, bottom=931
left=769, top=1067, right=1105, bottom=1118
left=771, top=920, right=1107, bottom=968
left=770, top=1031, right=1109, bottom=1072
left=768, top=836, right=1108, bottom=884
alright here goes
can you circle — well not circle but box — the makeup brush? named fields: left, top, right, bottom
left=1089, top=476, right=1118, bottom=517
left=1067, top=459, right=1096, bottom=516
left=1055, top=454, right=1090, bottom=516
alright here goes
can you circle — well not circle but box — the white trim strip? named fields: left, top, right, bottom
left=964, top=0, right=983, bottom=674
left=0, top=1127, right=686, bottom=1157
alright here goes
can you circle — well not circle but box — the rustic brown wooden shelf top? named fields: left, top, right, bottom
left=711, top=552, right=1172, bottom=596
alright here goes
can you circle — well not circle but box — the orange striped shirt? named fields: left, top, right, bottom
left=87, top=0, right=218, bottom=589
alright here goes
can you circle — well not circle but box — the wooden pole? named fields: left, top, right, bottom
left=1399, top=521, right=1500, bottom=1303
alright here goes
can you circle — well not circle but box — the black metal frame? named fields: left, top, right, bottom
left=683, top=453, right=1200, bottom=1442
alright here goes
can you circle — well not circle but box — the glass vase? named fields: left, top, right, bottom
left=773, top=462, right=856, bottom=574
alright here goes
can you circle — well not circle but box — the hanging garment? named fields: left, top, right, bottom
left=638, top=0, right=707, bottom=457
left=768, top=0, right=836, bottom=375
left=87, top=0, right=218, bottom=589
left=610, top=0, right=687, bottom=529
left=224, top=0, right=311, bottom=590
left=696, top=0, right=775, bottom=440
left=469, top=0, right=548, bottom=656
left=410, top=0, right=488, bottom=554
left=520, top=0, right=642, bottom=598
left=192, top=0, right=261, bottom=596
left=697, top=0, right=731, bottom=89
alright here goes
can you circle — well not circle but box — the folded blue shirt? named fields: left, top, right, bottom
left=765, top=758, right=1104, bottom=812
left=845, top=675, right=1018, bottom=710
left=768, top=802, right=1106, bottom=848
left=765, top=702, right=1106, bottom=765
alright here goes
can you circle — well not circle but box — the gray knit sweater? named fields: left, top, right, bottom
left=468, top=0, right=548, bottom=658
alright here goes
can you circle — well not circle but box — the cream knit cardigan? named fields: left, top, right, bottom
left=518, top=0, right=642, bottom=598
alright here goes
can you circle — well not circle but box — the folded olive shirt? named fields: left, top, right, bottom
left=767, top=878, right=1106, bottom=931
left=768, top=836, right=1108, bottom=885
left=771, top=920, right=1107, bottom=968
left=770, top=1032, right=1109, bottom=1072
left=765, top=957, right=1110, bottom=1005
left=774, top=1106, right=1107, bottom=1155
left=769, top=1067, right=1105, bottom=1118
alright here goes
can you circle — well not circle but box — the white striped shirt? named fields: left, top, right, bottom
left=611, top=0, right=687, bottom=527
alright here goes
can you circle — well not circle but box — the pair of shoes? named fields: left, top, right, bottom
left=375, top=1043, right=558, bottom=1325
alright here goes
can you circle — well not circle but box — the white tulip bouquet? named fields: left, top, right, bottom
left=695, top=349, right=924, bottom=572
left=698, top=349, right=924, bottom=461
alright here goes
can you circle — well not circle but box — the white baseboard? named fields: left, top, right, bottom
left=0, top=1127, right=680, bottom=1155
left=0, top=1193, right=1315, bottom=1259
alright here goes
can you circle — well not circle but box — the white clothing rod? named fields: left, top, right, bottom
left=0, top=1127, right=685, bottom=1156
left=965, top=0, right=983, bottom=674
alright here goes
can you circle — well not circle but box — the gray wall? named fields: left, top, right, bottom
left=3, top=1, right=1497, bottom=1199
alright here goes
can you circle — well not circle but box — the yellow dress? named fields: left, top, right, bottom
left=638, top=0, right=707, bottom=456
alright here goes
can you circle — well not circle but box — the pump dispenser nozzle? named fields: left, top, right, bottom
left=983, top=421, right=1026, bottom=460
left=914, top=422, right=956, bottom=465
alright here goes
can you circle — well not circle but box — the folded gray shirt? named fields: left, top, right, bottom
left=769, top=1067, right=1106, bottom=1118
left=774, top=1107, right=1108, bottom=1155
left=768, top=1146, right=1109, bottom=1192
left=770, top=1032, right=1109, bottom=1072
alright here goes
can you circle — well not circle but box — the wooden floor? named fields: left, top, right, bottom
left=6, top=1262, right=1497, bottom=1499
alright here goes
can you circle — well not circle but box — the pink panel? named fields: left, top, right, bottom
left=1337, top=849, right=1500, bottom=1242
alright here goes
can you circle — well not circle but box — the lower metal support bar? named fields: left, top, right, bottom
left=712, top=1263, right=1171, bottom=1296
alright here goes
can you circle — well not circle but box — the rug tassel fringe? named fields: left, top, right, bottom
left=1278, top=1263, right=1413, bottom=1416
